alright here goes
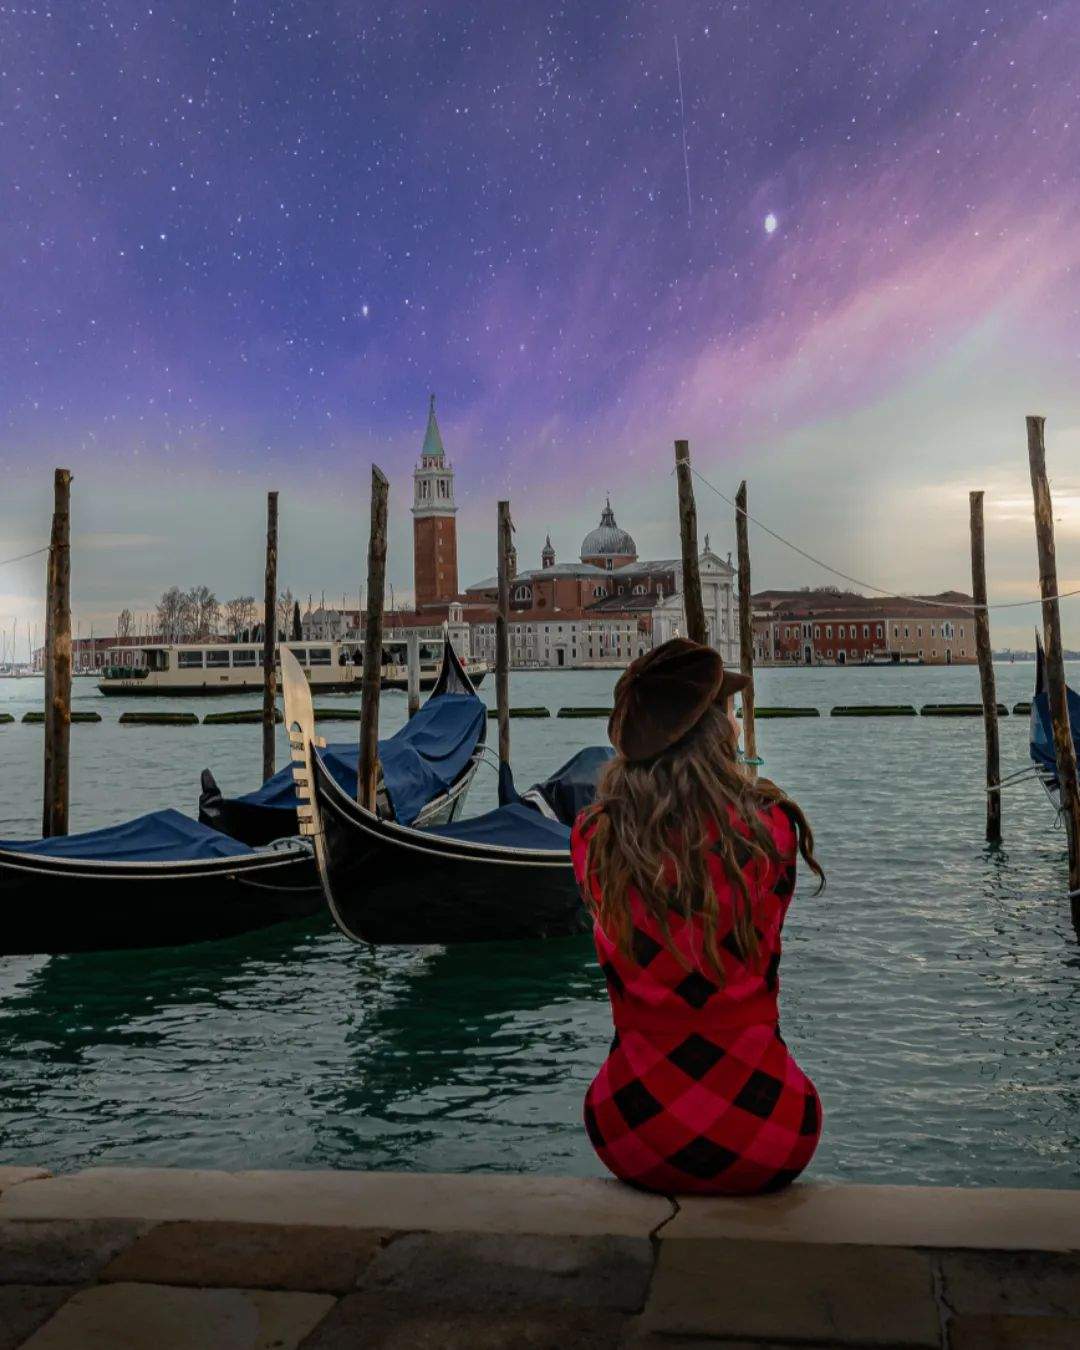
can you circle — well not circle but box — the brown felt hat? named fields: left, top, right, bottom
left=608, top=637, right=749, bottom=762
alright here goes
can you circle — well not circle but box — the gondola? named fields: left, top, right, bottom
left=1028, top=632, right=1080, bottom=810
left=198, top=635, right=487, bottom=846
left=0, top=810, right=318, bottom=956
left=280, top=646, right=612, bottom=944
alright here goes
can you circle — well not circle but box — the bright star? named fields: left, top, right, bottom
left=764, top=213, right=778, bottom=234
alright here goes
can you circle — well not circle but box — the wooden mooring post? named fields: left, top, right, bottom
left=406, top=630, right=421, bottom=719
left=261, top=490, right=279, bottom=782
left=1027, top=415, right=1080, bottom=927
left=42, top=468, right=72, bottom=837
left=735, top=480, right=758, bottom=776
left=674, top=440, right=706, bottom=645
left=969, top=490, right=1001, bottom=843
left=358, top=466, right=389, bottom=811
left=496, top=500, right=513, bottom=770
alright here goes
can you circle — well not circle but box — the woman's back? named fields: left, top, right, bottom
left=573, top=801, right=820, bottom=1195
left=575, top=637, right=824, bottom=1196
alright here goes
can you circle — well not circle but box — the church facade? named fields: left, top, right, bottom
left=464, top=499, right=738, bottom=669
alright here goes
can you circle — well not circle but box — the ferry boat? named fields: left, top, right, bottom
left=97, top=639, right=487, bottom=697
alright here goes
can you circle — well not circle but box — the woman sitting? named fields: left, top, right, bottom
left=572, top=638, right=824, bottom=1195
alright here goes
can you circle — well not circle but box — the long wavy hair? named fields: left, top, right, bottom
left=580, top=704, right=823, bottom=980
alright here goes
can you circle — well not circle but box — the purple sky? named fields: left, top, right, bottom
left=2, top=1, right=1079, bottom=649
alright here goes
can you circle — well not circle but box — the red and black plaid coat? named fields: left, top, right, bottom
left=571, top=801, right=821, bottom=1196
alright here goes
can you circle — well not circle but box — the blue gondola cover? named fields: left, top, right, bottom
left=419, top=801, right=571, bottom=851
left=1029, top=689, right=1080, bottom=786
left=240, top=692, right=486, bottom=824
left=2, top=809, right=255, bottom=862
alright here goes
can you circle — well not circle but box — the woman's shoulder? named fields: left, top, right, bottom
left=760, top=796, right=798, bottom=858
left=722, top=793, right=797, bottom=857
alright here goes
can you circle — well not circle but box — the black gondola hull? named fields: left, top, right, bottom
left=0, top=849, right=321, bottom=956
left=313, top=756, right=588, bottom=944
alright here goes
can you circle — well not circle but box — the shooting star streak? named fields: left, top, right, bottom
left=674, top=34, right=692, bottom=227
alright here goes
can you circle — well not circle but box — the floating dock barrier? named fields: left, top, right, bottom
left=1013, top=701, right=1032, bottom=715
left=557, top=707, right=614, bottom=718
left=739, top=707, right=820, bottom=718
left=486, top=706, right=550, bottom=718
left=202, top=709, right=283, bottom=726
left=118, top=711, right=199, bottom=726
left=831, top=705, right=917, bottom=717
left=920, top=703, right=1009, bottom=717
left=313, top=708, right=361, bottom=722
left=21, top=710, right=102, bottom=723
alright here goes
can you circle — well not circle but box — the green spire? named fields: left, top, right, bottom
left=421, top=393, right=445, bottom=460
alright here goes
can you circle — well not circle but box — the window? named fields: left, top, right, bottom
left=206, top=650, right=230, bottom=668
left=838, top=625, right=845, bottom=639
left=904, top=626, right=910, bottom=639
left=960, top=626, right=965, bottom=638
left=862, top=625, right=869, bottom=639
left=287, top=646, right=308, bottom=665
left=917, top=627, right=923, bottom=639
left=876, top=625, right=883, bottom=638
left=826, top=626, right=832, bottom=638
left=942, top=622, right=955, bottom=640
left=827, top=649, right=833, bottom=658
left=931, top=626, right=936, bottom=638
left=814, top=626, right=820, bottom=638
left=308, top=648, right=332, bottom=666
left=178, top=651, right=203, bottom=669
left=593, top=586, right=605, bottom=598
left=514, top=585, right=530, bottom=601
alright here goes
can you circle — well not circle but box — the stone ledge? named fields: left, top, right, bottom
left=947, top=1314, right=1080, bottom=1348
left=0, top=1169, right=673, bottom=1239
left=298, top=1293, right=628, bottom=1349
left=0, top=1170, right=50, bottom=1201
left=0, top=1286, right=76, bottom=1350
left=357, top=1231, right=653, bottom=1312
left=100, top=1221, right=387, bottom=1294
left=665, top=1181, right=1080, bottom=1252
left=637, top=1237, right=942, bottom=1347
left=16, top=1282, right=334, bottom=1350
left=0, top=1219, right=148, bottom=1285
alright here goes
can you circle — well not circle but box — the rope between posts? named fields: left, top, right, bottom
left=688, top=466, right=1080, bottom=614
left=0, top=546, right=48, bottom=569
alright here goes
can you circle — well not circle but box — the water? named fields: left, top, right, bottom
left=1, top=663, right=1078, bottom=1187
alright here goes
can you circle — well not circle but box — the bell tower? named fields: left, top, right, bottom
left=412, top=395, right=459, bottom=608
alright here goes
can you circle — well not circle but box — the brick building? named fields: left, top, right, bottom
left=753, top=589, right=976, bottom=666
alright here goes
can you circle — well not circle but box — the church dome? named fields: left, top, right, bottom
left=580, top=499, right=636, bottom=561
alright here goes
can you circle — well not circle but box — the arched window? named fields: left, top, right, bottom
left=633, top=584, right=646, bottom=596
left=514, top=585, right=530, bottom=602
left=592, top=586, right=605, bottom=598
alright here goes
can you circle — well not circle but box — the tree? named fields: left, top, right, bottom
left=116, top=608, right=133, bottom=642
left=276, top=588, right=295, bottom=640
left=291, top=600, right=302, bottom=640
left=223, top=596, right=257, bottom=639
left=156, top=586, right=185, bottom=642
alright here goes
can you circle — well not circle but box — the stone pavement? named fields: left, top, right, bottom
left=0, top=1165, right=1077, bottom=1347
